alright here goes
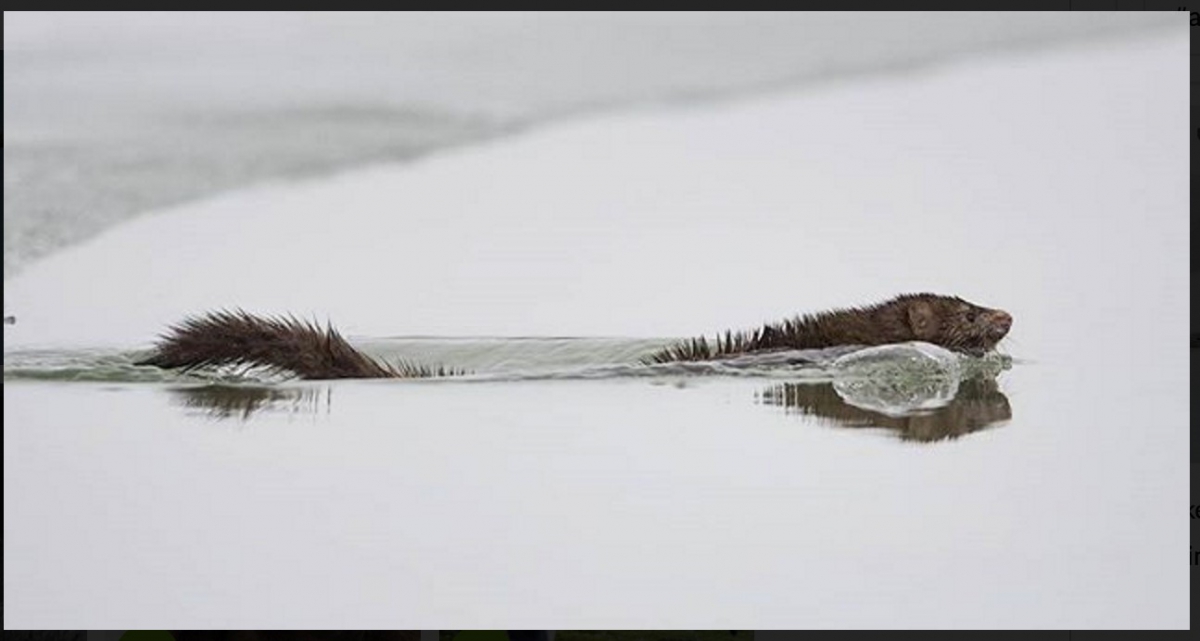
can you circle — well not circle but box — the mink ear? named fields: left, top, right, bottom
left=908, top=301, right=937, bottom=340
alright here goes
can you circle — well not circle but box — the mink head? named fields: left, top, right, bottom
left=904, top=294, right=1012, bottom=357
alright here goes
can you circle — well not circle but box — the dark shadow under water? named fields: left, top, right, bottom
left=7, top=339, right=1012, bottom=441
left=169, top=371, right=1010, bottom=444
left=758, top=376, right=1011, bottom=442
left=170, top=384, right=330, bottom=421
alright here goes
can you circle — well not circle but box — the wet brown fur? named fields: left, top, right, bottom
left=139, top=294, right=1010, bottom=380
left=644, top=293, right=1011, bottom=363
left=136, top=309, right=457, bottom=379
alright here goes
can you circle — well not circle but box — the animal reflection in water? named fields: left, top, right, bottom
left=171, top=375, right=1010, bottom=442
left=758, top=376, right=1011, bottom=442
left=170, top=384, right=328, bottom=421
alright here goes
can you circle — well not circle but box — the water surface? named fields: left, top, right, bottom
left=3, top=21, right=1188, bottom=629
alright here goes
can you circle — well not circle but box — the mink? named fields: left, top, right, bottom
left=138, top=294, right=1011, bottom=380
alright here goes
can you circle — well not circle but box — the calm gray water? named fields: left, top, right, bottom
left=1, top=339, right=1181, bottom=627
left=4, top=337, right=1017, bottom=453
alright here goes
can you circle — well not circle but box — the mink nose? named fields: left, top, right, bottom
left=992, top=311, right=1012, bottom=334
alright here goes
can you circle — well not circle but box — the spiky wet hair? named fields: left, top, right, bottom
left=137, top=309, right=457, bottom=379
left=644, top=293, right=1011, bottom=363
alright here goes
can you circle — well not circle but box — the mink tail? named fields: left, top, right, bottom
left=137, top=310, right=454, bottom=379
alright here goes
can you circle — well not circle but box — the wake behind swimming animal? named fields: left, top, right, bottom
left=137, top=294, right=1011, bottom=380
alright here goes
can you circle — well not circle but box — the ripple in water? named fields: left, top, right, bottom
left=4, top=338, right=1013, bottom=439
left=4, top=338, right=1011, bottom=383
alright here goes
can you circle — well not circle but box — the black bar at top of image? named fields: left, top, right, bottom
left=1147, top=0, right=1189, bottom=8
left=754, top=1, right=1077, bottom=6
left=665, top=2, right=1186, bottom=8
left=591, top=2, right=1085, bottom=8
left=758, top=632, right=1195, bottom=638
